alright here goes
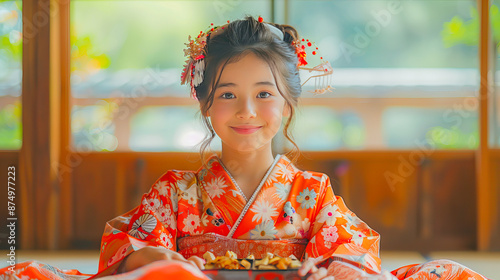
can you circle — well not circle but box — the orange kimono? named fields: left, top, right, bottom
left=96, top=153, right=381, bottom=276
left=0, top=154, right=489, bottom=280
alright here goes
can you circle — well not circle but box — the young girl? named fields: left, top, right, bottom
left=0, top=16, right=489, bottom=280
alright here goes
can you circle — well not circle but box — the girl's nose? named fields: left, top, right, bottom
left=236, top=98, right=257, bottom=119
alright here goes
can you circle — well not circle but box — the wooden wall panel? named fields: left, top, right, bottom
left=427, top=158, right=476, bottom=249
left=490, top=153, right=500, bottom=250
left=67, top=152, right=479, bottom=251
left=72, top=158, right=118, bottom=248
left=348, top=159, right=419, bottom=251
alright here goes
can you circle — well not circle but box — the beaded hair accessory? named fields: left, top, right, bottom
left=181, top=17, right=333, bottom=99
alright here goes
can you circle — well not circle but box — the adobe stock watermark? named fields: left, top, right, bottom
left=51, top=67, right=168, bottom=182
left=339, top=1, right=404, bottom=63
left=6, top=166, right=17, bottom=272
left=385, top=78, right=494, bottom=192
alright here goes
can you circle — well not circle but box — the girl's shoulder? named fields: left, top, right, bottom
left=285, top=159, right=330, bottom=184
left=294, top=169, right=331, bottom=184
left=293, top=170, right=333, bottom=193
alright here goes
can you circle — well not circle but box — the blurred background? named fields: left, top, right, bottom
left=0, top=0, right=499, bottom=277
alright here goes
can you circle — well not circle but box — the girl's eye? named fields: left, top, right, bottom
left=258, top=92, right=272, bottom=98
left=221, top=93, right=235, bottom=99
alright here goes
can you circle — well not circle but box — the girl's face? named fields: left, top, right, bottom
left=207, top=52, right=289, bottom=153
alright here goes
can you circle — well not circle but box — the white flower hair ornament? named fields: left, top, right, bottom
left=180, top=17, right=333, bottom=100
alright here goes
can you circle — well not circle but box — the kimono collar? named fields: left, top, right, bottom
left=196, top=153, right=296, bottom=185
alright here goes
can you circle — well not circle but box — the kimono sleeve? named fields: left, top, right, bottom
left=304, top=175, right=382, bottom=274
left=95, top=170, right=181, bottom=276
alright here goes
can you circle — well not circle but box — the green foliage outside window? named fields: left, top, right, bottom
left=441, top=4, right=500, bottom=148
left=0, top=0, right=22, bottom=150
left=0, top=101, right=21, bottom=149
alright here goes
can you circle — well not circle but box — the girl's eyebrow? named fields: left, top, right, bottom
left=255, top=81, right=276, bottom=87
left=216, top=81, right=276, bottom=89
left=216, top=82, right=236, bottom=89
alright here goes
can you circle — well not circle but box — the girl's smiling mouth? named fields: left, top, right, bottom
left=230, top=125, right=263, bottom=134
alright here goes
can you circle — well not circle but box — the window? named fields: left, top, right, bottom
left=69, top=0, right=485, bottom=152
left=290, top=0, right=479, bottom=149
left=0, top=0, right=22, bottom=150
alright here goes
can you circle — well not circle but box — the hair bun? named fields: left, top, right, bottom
left=280, top=25, right=299, bottom=44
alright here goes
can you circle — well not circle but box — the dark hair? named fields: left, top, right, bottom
left=195, top=16, right=302, bottom=165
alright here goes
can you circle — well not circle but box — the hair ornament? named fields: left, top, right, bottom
left=293, top=38, right=334, bottom=95
left=181, top=24, right=222, bottom=100
left=192, top=55, right=205, bottom=87
left=264, top=23, right=284, bottom=40
left=180, top=17, right=333, bottom=99
left=294, top=40, right=308, bottom=67
left=300, top=61, right=334, bottom=95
